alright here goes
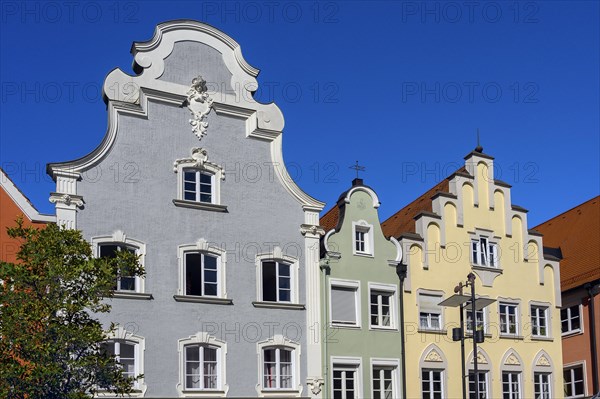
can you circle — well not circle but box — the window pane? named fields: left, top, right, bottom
left=331, top=286, right=357, bottom=324
left=262, top=262, right=277, bottom=302
left=185, top=253, right=203, bottom=296
left=99, top=244, right=119, bottom=258
left=263, top=349, right=277, bottom=388
left=200, top=173, right=212, bottom=184
left=119, top=276, right=136, bottom=291
left=184, top=171, right=196, bottom=182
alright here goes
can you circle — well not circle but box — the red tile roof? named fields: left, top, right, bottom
left=534, top=196, right=600, bottom=291
left=320, top=204, right=339, bottom=233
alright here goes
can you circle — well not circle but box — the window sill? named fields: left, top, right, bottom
left=173, top=199, right=228, bottom=213
left=259, top=389, right=302, bottom=397
left=531, top=335, right=554, bottom=342
left=562, top=330, right=583, bottom=337
left=180, top=389, right=226, bottom=398
left=353, top=252, right=374, bottom=258
left=418, top=328, right=448, bottom=335
left=471, top=265, right=503, bottom=273
left=96, top=389, right=144, bottom=398
left=111, top=292, right=153, bottom=300
left=173, top=295, right=233, bottom=305
left=252, top=301, right=305, bottom=310
left=330, top=323, right=361, bottom=330
left=369, top=326, right=398, bottom=332
left=465, top=332, right=493, bottom=338
left=499, top=334, right=524, bottom=340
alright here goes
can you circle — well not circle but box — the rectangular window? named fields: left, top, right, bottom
left=331, top=283, right=359, bottom=326
left=561, top=305, right=581, bottom=334
left=184, top=169, right=213, bottom=203
left=531, top=305, right=549, bottom=337
left=333, top=365, right=358, bottom=399
left=471, top=237, right=498, bottom=267
left=465, top=307, right=486, bottom=333
left=185, top=252, right=219, bottom=297
left=419, top=293, right=443, bottom=331
left=499, top=303, right=519, bottom=335
left=262, top=261, right=291, bottom=302
left=468, top=371, right=488, bottom=399
left=185, top=345, right=218, bottom=390
left=355, top=230, right=366, bottom=253
left=502, top=372, right=521, bottom=399
left=99, top=243, right=137, bottom=292
left=564, top=366, right=585, bottom=398
left=370, top=290, right=394, bottom=328
left=422, top=369, right=443, bottom=399
left=372, top=366, right=394, bottom=399
left=263, top=347, right=293, bottom=389
left=534, top=372, right=551, bottom=399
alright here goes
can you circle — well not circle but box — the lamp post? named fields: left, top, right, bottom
left=439, top=273, right=495, bottom=399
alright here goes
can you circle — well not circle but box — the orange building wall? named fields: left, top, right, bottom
left=0, top=186, right=47, bottom=263
left=562, top=286, right=600, bottom=396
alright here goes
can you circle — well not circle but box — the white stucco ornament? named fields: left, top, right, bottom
left=186, top=75, right=214, bottom=140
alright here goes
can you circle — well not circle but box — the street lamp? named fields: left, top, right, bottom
left=439, top=273, right=495, bottom=399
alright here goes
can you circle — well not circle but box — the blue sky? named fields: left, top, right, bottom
left=1, top=1, right=598, bottom=226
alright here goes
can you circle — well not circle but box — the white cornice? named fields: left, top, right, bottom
left=0, top=168, right=55, bottom=223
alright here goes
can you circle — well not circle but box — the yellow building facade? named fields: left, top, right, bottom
left=382, top=148, right=563, bottom=399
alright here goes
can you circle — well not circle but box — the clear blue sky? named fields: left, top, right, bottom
left=1, top=1, right=598, bottom=226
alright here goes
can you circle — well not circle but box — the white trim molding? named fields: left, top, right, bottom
left=176, top=332, right=229, bottom=397
left=0, top=168, right=55, bottom=223
left=330, top=356, right=363, bottom=399
left=329, top=278, right=361, bottom=329
left=255, top=335, right=303, bottom=397
left=176, top=238, right=228, bottom=301
left=368, top=282, right=398, bottom=330
left=369, top=358, right=401, bottom=399
left=255, top=247, right=300, bottom=306
left=91, top=232, right=147, bottom=297
left=99, top=325, right=147, bottom=397
left=352, top=220, right=374, bottom=257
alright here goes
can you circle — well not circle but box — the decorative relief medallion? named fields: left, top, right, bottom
left=505, top=353, right=521, bottom=365
left=306, top=377, right=324, bottom=395
left=186, top=76, right=214, bottom=140
left=173, top=147, right=225, bottom=180
left=536, top=355, right=551, bottom=367
left=425, top=349, right=443, bottom=362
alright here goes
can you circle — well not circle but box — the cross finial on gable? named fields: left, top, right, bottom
left=475, top=128, right=483, bottom=153
left=349, top=161, right=365, bottom=179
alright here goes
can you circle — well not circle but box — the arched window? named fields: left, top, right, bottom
left=256, top=335, right=301, bottom=396
left=92, top=232, right=147, bottom=297
left=177, top=332, right=228, bottom=397
left=100, top=326, right=146, bottom=396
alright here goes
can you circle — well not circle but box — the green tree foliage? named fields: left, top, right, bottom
left=0, top=220, right=145, bottom=398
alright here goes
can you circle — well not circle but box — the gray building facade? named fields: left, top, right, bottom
left=48, top=21, right=326, bottom=398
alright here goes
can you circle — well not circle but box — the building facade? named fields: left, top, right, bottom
left=319, top=178, right=404, bottom=399
left=381, top=147, right=564, bottom=399
left=47, top=21, right=326, bottom=398
left=535, top=196, right=600, bottom=398
left=0, top=168, right=54, bottom=262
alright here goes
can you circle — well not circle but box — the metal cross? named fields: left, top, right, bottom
left=349, top=161, right=365, bottom=179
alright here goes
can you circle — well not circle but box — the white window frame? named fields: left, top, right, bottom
left=368, top=282, right=397, bottom=330
left=329, top=279, right=361, bottom=328
left=352, top=220, right=374, bottom=256
left=91, top=232, right=146, bottom=295
left=370, top=358, right=399, bottom=399
left=502, top=371, right=521, bottom=399
left=256, top=335, right=301, bottom=397
left=417, top=290, right=444, bottom=332
left=465, top=305, right=487, bottom=334
left=563, top=362, right=586, bottom=399
left=471, top=236, right=499, bottom=268
left=468, top=370, right=489, bottom=399
left=177, top=240, right=227, bottom=299
left=421, top=369, right=444, bottom=399
left=499, top=302, right=520, bottom=336
left=174, top=147, right=224, bottom=205
left=183, top=168, right=215, bottom=204
left=530, top=304, right=550, bottom=338
left=331, top=356, right=362, bottom=399
left=177, top=332, right=228, bottom=398
left=255, top=249, right=299, bottom=305
left=98, top=325, right=146, bottom=397
left=561, top=304, right=582, bottom=336
left=534, top=372, right=552, bottom=399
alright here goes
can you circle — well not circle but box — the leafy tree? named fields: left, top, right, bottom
left=0, top=219, right=144, bottom=398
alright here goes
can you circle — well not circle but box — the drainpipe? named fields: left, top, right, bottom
left=585, top=282, right=600, bottom=395
left=320, top=257, right=332, bottom=397
left=396, top=263, right=408, bottom=399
